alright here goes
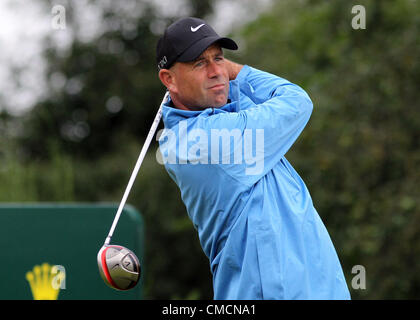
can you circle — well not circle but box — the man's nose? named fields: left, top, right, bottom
left=207, top=61, right=222, bottom=78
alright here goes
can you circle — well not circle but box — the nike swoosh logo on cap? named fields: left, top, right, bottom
left=190, top=24, right=205, bottom=32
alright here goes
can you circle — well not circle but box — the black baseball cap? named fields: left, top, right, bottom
left=156, top=17, right=238, bottom=71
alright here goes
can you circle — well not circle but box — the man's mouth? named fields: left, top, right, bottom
left=208, top=84, right=225, bottom=90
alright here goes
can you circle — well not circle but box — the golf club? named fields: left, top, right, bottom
left=97, top=91, right=170, bottom=290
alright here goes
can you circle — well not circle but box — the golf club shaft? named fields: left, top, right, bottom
left=104, top=91, right=170, bottom=246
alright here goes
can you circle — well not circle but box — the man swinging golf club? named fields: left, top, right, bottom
left=156, top=17, right=351, bottom=300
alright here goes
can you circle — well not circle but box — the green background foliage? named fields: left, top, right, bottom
left=1, top=0, right=419, bottom=299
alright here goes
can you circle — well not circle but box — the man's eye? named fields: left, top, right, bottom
left=194, top=61, right=205, bottom=67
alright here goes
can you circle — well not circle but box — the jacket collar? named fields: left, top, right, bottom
left=162, top=79, right=241, bottom=129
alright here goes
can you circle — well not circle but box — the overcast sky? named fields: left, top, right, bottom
left=0, top=0, right=272, bottom=116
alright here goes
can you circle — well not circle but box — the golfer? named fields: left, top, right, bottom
left=156, top=17, right=351, bottom=300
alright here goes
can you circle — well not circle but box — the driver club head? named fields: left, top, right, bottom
left=97, top=245, right=141, bottom=291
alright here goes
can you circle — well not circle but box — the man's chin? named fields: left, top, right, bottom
left=212, top=95, right=229, bottom=108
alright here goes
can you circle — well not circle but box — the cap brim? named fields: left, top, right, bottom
left=176, top=36, right=238, bottom=63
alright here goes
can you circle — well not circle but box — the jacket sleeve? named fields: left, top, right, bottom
left=207, top=65, right=313, bottom=185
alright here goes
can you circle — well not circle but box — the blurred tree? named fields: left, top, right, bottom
left=19, top=0, right=215, bottom=161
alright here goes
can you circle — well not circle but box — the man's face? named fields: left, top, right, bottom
left=168, top=44, right=230, bottom=110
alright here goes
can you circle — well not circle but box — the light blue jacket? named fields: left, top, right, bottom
left=158, top=65, right=351, bottom=299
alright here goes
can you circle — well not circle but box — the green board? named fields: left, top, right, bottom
left=0, top=203, right=144, bottom=300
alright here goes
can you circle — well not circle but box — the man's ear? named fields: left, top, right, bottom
left=158, top=69, right=177, bottom=93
